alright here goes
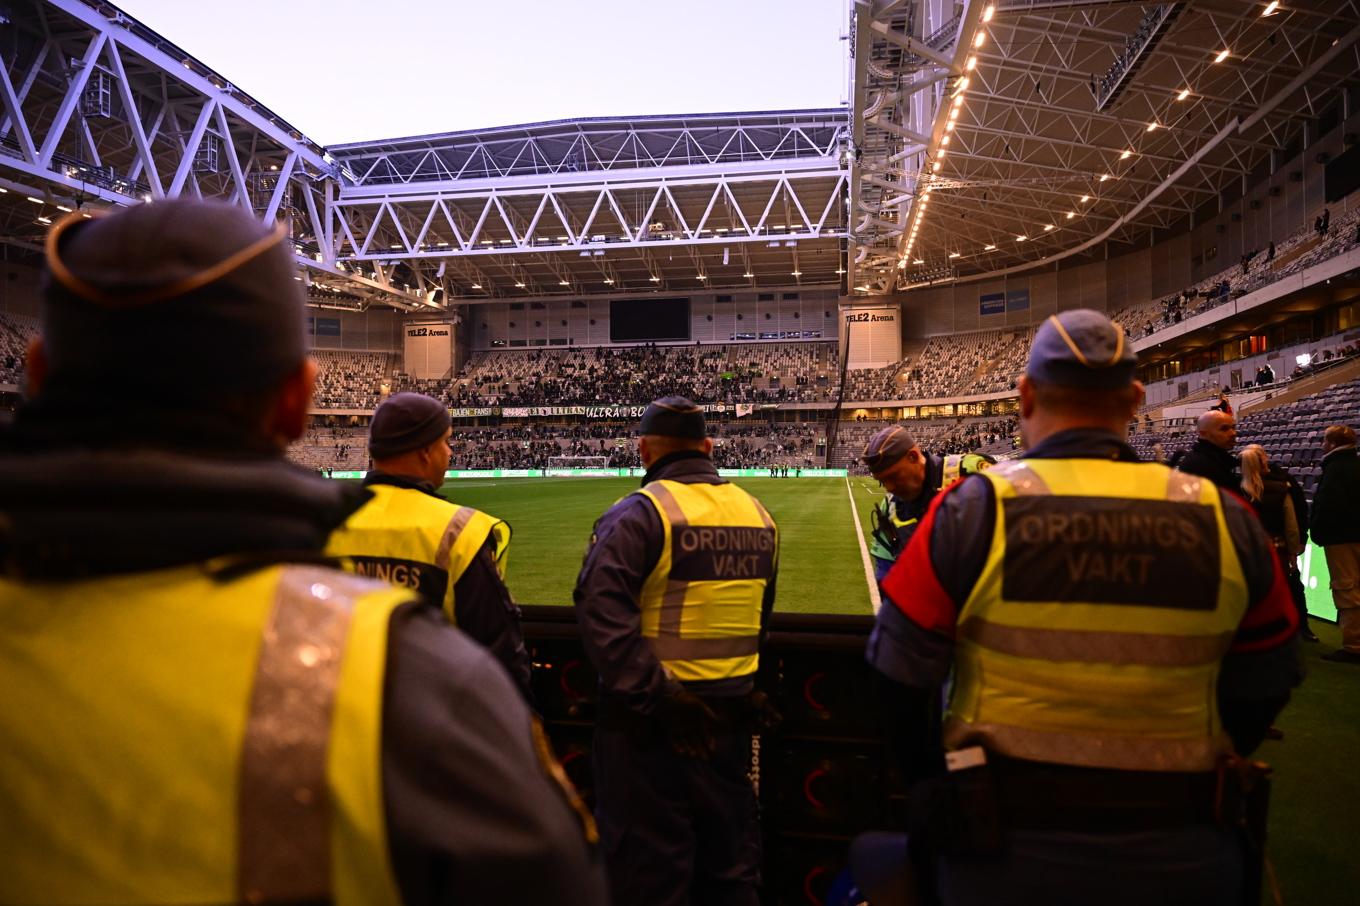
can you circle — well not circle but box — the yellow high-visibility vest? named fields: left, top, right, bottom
left=0, top=563, right=406, bottom=905
left=326, top=482, right=510, bottom=624
left=945, top=458, right=1248, bottom=772
left=636, top=479, right=778, bottom=683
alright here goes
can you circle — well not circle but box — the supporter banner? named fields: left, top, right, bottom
left=736, top=404, right=754, bottom=417
left=501, top=403, right=731, bottom=419
left=979, top=292, right=1005, bottom=316
left=1005, top=289, right=1030, bottom=312
left=448, top=407, right=500, bottom=418
left=717, top=468, right=848, bottom=477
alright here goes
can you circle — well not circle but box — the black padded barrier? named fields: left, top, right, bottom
left=522, top=606, right=936, bottom=906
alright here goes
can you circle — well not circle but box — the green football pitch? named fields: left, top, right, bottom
left=431, top=474, right=1356, bottom=903
left=437, top=475, right=888, bottom=612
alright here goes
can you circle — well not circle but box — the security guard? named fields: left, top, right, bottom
left=860, top=310, right=1302, bottom=906
left=862, top=426, right=994, bottom=581
left=0, top=200, right=606, bottom=905
left=326, top=391, right=532, bottom=700
left=574, top=396, right=781, bottom=906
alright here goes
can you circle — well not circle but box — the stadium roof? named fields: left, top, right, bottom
left=848, top=0, right=1360, bottom=293
left=325, top=109, right=848, bottom=302
left=3, top=0, right=1358, bottom=312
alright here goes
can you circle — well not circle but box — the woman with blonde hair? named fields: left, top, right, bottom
left=1240, top=444, right=1317, bottom=640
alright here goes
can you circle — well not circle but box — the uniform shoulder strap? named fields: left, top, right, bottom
left=236, top=565, right=399, bottom=904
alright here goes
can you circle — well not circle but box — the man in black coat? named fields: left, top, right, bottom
left=1312, top=425, right=1360, bottom=663
left=1267, top=459, right=1318, bottom=642
left=1176, top=410, right=1238, bottom=489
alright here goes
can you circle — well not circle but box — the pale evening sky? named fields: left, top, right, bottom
left=114, top=0, right=849, bottom=145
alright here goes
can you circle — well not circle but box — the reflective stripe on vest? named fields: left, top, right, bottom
left=326, top=483, right=507, bottom=623
left=636, top=480, right=777, bottom=683
left=0, top=563, right=404, bottom=905
left=941, top=452, right=992, bottom=487
left=944, top=458, right=1248, bottom=773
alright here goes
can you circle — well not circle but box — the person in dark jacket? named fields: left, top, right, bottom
left=326, top=392, right=533, bottom=701
left=1240, top=445, right=1317, bottom=641
left=856, top=310, right=1302, bottom=906
left=574, top=396, right=780, bottom=906
left=861, top=425, right=993, bottom=582
left=1177, top=409, right=1238, bottom=489
left=0, top=200, right=606, bottom=905
left=1312, top=425, right=1360, bottom=663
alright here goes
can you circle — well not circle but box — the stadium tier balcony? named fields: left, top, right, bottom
left=311, top=351, right=394, bottom=410
left=842, top=329, right=1034, bottom=403
left=1113, top=203, right=1360, bottom=342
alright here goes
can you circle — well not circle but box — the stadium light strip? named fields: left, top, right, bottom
left=899, top=6, right=993, bottom=272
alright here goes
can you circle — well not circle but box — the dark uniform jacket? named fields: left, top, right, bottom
left=875, top=452, right=946, bottom=556
left=1267, top=462, right=1309, bottom=546
left=867, top=428, right=1302, bottom=757
left=1312, top=445, right=1360, bottom=546
left=358, top=471, right=534, bottom=701
left=573, top=450, right=779, bottom=716
left=1176, top=438, right=1239, bottom=490
left=0, top=410, right=607, bottom=906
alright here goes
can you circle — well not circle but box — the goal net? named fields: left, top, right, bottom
left=546, top=455, right=610, bottom=469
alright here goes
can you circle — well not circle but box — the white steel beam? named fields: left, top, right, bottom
left=37, top=32, right=107, bottom=167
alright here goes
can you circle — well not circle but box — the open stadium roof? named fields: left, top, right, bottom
left=2, top=0, right=1358, bottom=311
left=847, top=0, right=1360, bottom=293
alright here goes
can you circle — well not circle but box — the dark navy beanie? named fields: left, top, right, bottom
left=41, top=199, right=306, bottom=399
left=369, top=393, right=452, bottom=458
left=639, top=396, right=706, bottom=439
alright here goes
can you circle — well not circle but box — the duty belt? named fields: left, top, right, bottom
left=992, top=756, right=1220, bottom=832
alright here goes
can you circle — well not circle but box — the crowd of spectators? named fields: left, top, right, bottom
left=287, top=426, right=368, bottom=471
left=842, top=330, right=1035, bottom=402
left=311, top=351, right=393, bottom=409
left=287, top=421, right=826, bottom=472
left=0, top=312, right=39, bottom=388
left=395, top=342, right=840, bottom=409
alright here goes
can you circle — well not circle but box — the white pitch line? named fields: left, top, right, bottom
left=846, top=476, right=882, bottom=613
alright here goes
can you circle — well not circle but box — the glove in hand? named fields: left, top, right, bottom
left=658, top=688, right=718, bottom=760
left=745, top=690, right=783, bottom=733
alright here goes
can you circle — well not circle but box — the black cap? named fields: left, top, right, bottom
left=639, top=396, right=706, bottom=439
left=861, top=425, right=916, bottom=473
left=40, top=199, right=306, bottom=399
left=1025, top=308, right=1137, bottom=390
left=369, top=393, right=452, bottom=459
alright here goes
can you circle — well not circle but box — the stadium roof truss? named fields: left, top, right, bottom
left=325, top=112, right=850, bottom=303
left=0, top=0, right=426, bottom=310
left=849, top=0, right=1360, bottom=293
